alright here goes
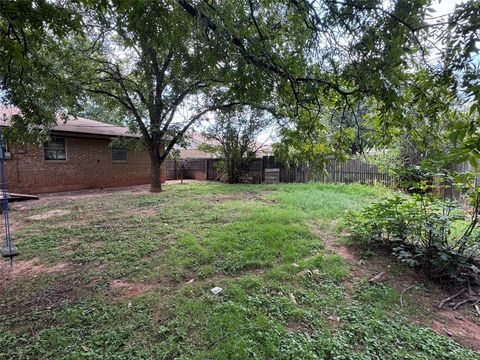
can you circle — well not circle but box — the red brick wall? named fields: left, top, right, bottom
left=5, top=136, right=166, bottom=194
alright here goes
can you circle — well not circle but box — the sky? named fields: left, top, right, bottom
left=430, top=0, right=464, bottom=17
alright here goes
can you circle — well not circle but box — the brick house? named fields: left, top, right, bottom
left=0, top=108, right=166, bottom=194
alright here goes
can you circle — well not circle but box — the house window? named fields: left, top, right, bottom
left=112, top=147, right=127, bottom=161
left=44, top=137, right=66, bottom=160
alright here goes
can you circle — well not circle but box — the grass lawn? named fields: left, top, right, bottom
left=1, top=182, right=478, bottom=359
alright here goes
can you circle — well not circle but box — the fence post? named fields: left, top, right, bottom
left=260, top=156, right=263, bottom=182
left=204, top=158, right=208, bottom=181
left=333, top=159, right=336, bottom=183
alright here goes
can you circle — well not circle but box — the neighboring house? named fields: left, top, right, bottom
left=178, top=132, right=273, bottom=159
left=0, top=107, right=166, bottom=194
left=256, top=143, right=274, bottom=157
left=177, top=133, right=217, bottom=159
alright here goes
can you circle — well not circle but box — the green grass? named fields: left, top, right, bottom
left=1, top=182, right=478, bottom=359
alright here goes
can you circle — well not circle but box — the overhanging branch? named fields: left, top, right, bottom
left=160, top=101, right=242, bottom=161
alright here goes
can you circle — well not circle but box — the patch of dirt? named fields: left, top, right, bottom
left=360, top=257, right=480, bottom=351
left=0, top=262, right=92, bottom=324
left=8, top=219, right=27, bottom=233
left=26, top=209, right=71, bottom=221
left=0, top=257, right=69, bottom=281
left=334, top=245, right=358, bottom=262
left=319, top=226, right=358, bottom=262
left=109, top=280, right=157, bottom=299
left=12, top=185, right=151, bottom=212
left=286, top=320, right=305, bottom=332
left=431, top=310, right=480, bottom=351
left=310, top=222, right=369, bottom=281
left=55, top=219, right=90, bottom=229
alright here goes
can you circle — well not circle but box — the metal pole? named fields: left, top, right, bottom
left=0, top=131, right=18, bottom=264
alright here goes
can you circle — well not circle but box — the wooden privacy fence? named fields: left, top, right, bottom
left=309, top=158, right=395, bottom=185
left=166, top=158, right=210, bottom=181
left=165, top=156, right=396, bottom=185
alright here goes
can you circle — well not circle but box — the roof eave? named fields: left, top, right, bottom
left=50, top=130, right=140, bottom=139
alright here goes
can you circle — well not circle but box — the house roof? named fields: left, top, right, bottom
left=179, top=149, right=216, bottom=159
left=187, top=132, right=273, bottom=155
left=0, top=107, right=139, bottom=138
left=183, top=132, right=273, bottom=156
left=186, top=132, right=220, bottom=147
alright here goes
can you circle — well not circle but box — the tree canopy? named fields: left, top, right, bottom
left=0, top=0, right=83, bottom=132
left=0, top=0, right=478, bottom=189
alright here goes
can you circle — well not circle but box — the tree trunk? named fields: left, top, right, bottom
left=227, top=158, right=236, bottom=184
left=150, top=157, right=163, bottom=192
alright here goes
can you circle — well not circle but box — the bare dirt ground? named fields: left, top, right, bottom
left=0, top=257, right=69, bottom=282
left=13, top=181, right=205, bottom=211
left=13, top=185, right=152, bottom=211
left=8, top=184, right=156, bottom=232
left=26, top=209, right=71, bottom=221
left=109, top=280, right=157, bottom=299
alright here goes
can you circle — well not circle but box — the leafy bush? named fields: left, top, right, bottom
left=347, top=181, right=480, bottom=283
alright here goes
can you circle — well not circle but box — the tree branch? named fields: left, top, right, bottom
left=148, top=47, right=173, bottom=126
left=160, top=102, right=242, bottom=162
left=177, top=0, right=357, bottom=98
left=160, top=80, right=218, bottom=135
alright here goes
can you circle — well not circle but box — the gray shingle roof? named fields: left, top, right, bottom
left=0, top=107, right=139, bottom=138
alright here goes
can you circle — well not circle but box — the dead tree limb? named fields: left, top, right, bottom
left=439, top=289, right=466, bottom=309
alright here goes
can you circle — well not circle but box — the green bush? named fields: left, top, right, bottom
left=347, top=187, right=480, bottom=283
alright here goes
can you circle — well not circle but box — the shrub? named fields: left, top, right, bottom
left=347, top=182, right=480, bottom=283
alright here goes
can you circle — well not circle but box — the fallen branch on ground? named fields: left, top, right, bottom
left=453, top=297, right=477, bottom=310
left=438, top=286, right=480, bottom=311
left=439, top=289, right=466, bottom=309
